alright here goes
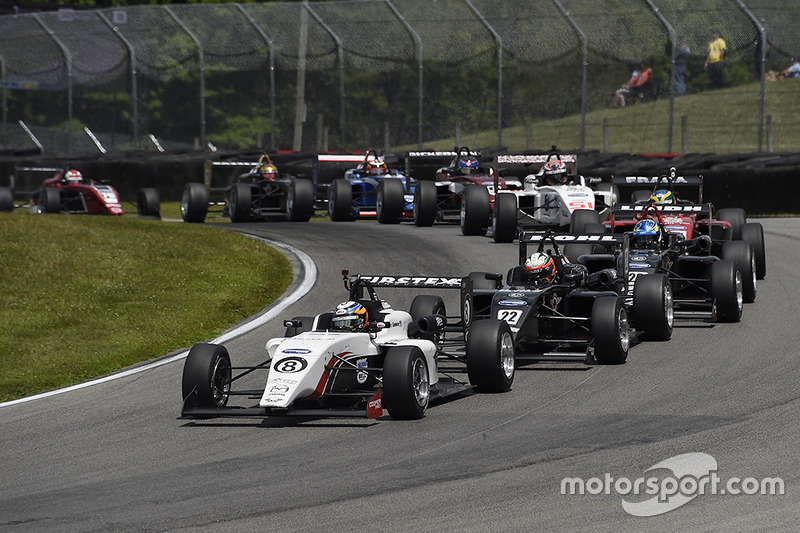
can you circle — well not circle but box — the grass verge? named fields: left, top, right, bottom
left=0, top=213, right=291, bottom=402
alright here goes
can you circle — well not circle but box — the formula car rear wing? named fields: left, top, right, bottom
left=493, top=151, right=579, bottom=191
left=519, top=231, right=624, bottom=263
left=202, top=159, right=259, bottom=190
left=404, top=148, right=481, bottom=181
left=612, top=168, right=704, bottom=203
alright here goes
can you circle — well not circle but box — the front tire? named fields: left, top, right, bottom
left=460, top=186, right=490, bottom=236
left=229, top=183, right=252, bottom=222
left=0, top=186, right=14, bottom=211
left=413, top=180, right=438, bottom=226
left=383, top=346, right=430, bottom=420
left=287, top=177, right=315, bottom=222
left=181, top=182, right=209, bottom=223
left=492, top=192, right=518, bottom=243
left=137, top=188, right=161, bottom=218
left=633, top=273, right=673, bottom=341
left=376, top=179, right=404, bottom=224
left=181, top=343, right=231, bottom=412
left=721, top=240, right=756, bottom=303
left=328, top=179, right=353, bottom=221
left=716, top=207, right=747, bottom=240
left=466, top=319, right=514, bottom=392
left=711, top=260, right=743, bottom=322
left=591, top=297, right=630, bottom=364
left=40, top=187, right=61, bottom=214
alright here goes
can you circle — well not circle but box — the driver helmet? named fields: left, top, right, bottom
left=331, top=301, right=369, bottom=332
left=65, top=169, right=82, bottom=183
left=523, top=252, right=557, bottom=285
left=364, top=156, right=388, bottom=176
left=456, top=156, right=479, bottom=175
left=632, top=219, right=662, bottom=248
left=650, top=189, right=676, bottom=204
left=258, top=162, right=278, bottom=180
left=542, top=159, right=568, bottom=185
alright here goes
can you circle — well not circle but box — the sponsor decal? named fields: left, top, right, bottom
left=568, top=193, right=590, bottom=197
left=362, top=276, right=461, bottom=287
left=273, top=356, right=308, bottom=373
left=496, top=154, right=576, bottom=164
left=631, top=256, right=648, bottom=262
left=499, top=299, right=527, bottom=306
left=356, top=358, right=368, bottom=385
left=268, top=377, right=298, bottom=385
left=623, top=176, right=689, bottom=184
left=367, top=390, right=383, bottom=418
left=509, top=292, right=526, bottom=298
left=497, top=308, right=523, bottom=325
left=282, top=348, right=312, bottom=354
left=524, top=234, right=621, bottom=243
left=629, top=262, right=651, bottom=269
left=617, top=204, right=705, bottom=213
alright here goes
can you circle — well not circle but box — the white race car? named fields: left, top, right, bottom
left=180, top=271, right=515, bottom=421
left=476, top=150, right=618, bottom=243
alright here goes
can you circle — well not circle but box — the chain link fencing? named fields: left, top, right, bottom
left=0, top=0, right=798, bottom=157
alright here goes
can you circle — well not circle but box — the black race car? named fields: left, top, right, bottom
left=181, top=154, right=315, bottom=223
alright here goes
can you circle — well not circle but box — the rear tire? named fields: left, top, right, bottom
left=711, top=260, right=743, bottom=322
left=413, top=180, right=437, bottom=226
left=591, top=297, right=630, bottom=364
left=633, top=274, right=673, bottom=341
left=492, top=192, right=518, bottom=243
left=181, top=182, right=209, bottom=223
left=40, top=187, right=61, bottom=214
left=570, top=209, right=600, bottom=233
left=716, top=208, right=747, bottom=240
left=229, top=183, right=252, bottom=222
left=181, top=343, right=231, bottom=412
left=409, top=295, right=446, bottom=343
left=0, top=187, right=14, bottom=211
left=376, top=179, right=404, bottom=224
left=328, top=179, right=353, bottom=221
left=740, top=222, right=766, bottom=279
left=287, top=178, right=314, bottom=222
left=460, top=186, right=490, bottom=236
left=466, top=319, right=514, bottom=392
left=721, top=240, right=756, bottom=303
left=136, top=188, right=160, bottom=218
left=383, top=346, right=429, bottom=420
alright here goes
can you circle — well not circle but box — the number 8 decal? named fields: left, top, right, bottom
left=274, top=356, right=308, bottom=373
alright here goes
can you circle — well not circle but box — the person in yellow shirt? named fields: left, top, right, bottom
left=704, top=30, right=727, bottom=89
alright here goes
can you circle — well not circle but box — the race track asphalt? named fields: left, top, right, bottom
left=0, top=218, right=797, bottom=532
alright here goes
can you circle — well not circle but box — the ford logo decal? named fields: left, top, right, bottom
left=499, top=300, right=527, bottom=306
left=282, top=348, right=312, bottom=354
left=629, top=262, right=651, bottom=269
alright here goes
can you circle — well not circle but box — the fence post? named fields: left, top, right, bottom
left=552, top=0, right=587, bottom=150
left=385, top=0, right=424, bottom=150
left=164, top=6, right=205, bottom=149
left=34, top=14, right=73, bottom=154
left=644, top=0, right=676, bottom=153
left=237, top=5, right=276, bottom=151
left=464, top=0, right=503, bottom=149
left=98, top=12, right=139, bottom=150
left=766, top=114, right=772, bottom=152
left=305, top=2, right=345, bottom=149
left=681, top=115, right=688, bottom=153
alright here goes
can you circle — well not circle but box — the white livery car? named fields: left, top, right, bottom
left=486, top=151, right=618, bottom=243
left=180, top=271, right=515, bottom=421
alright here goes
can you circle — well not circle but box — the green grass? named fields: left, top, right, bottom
left=0, top=214, right=291, bottom=402
left=399, top=79, right=800, bottom=154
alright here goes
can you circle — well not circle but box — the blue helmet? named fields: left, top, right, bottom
left=633, top=219, right=661, bottom=248
left=457, top=156, right=479, bottom=174
left=650, top=189, right=676, bottom=204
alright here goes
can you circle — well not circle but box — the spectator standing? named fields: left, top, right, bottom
left=673, top=37, right=690, bottom=96
left=705, top=30, right=727, bottom=89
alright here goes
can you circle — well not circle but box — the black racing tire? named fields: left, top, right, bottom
left=716, top=207, right=747, bottom=240
left=591, top=297, right=630, bottom=364
left=492, top=192, right=518, bottom=243
left=376, top=178, right=405, bottom=224
left=39, top=187, right=61, bottom=214
left=631, top=190, right=651, bottom=203
left=466, top=319, right=515, bottom=393
left=328, top=179, right=353, bottom=221
left=287, top=177, right=315, bottom=222
left=136, top=187, right=161, bottom=218
left=181, top=182, right=209, bottom=223
left=229, top=183, right=252, bottom=222
left=633, top=273, right=673, bottom=341
left=740, top=222, right=766, bottom=279
left=413, top=179, right=438, bottom=227
left=584, top=222, right=607, bottom=234
left=569, top=209, right=600, bottom=233
left=383, top=346, right=430, bottom=420
left=721, top=240, right=756, bottom=303
left=284, top=316, right=315, bottom=337
left=711, top=259, right=743, bottom=323
left=181, top=343, right=231, bottom=412
left=0, top=186, right=13, bottom=211
left=562, top=243, right=595, bottom=264
left=460, top=185, right=490, bottom=236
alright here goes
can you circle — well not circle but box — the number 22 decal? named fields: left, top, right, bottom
left=497, top=309, right=522, bottom=325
